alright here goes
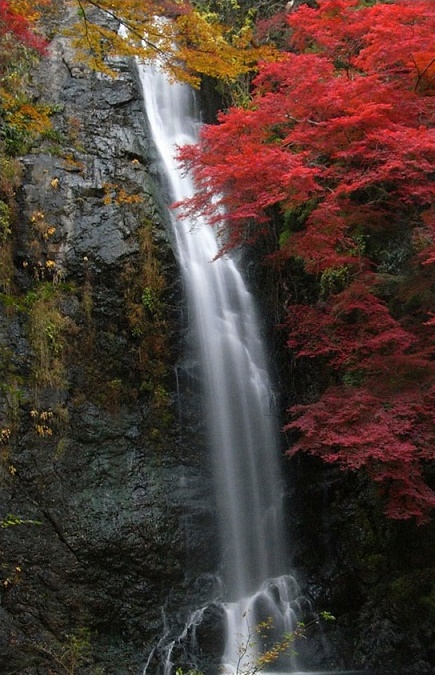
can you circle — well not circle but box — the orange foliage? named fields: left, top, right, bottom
left=69, top=0, right=277, bottom=86
left=8, top=0, right=52, bottom=22
left=414, top=51, right=435, bottom=95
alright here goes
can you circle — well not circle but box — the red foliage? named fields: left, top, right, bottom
left=0, top=0, right=47, bottom=53
left=177, top=0, right=435, bottom=521
left=286, top=385, right=435, bottom=524
left=285, top=280, right=418, bottom=370
left=288, top=0, right=434, bottom=84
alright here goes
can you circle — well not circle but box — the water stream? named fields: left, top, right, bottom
left=138, top=59, right=301, bottom=674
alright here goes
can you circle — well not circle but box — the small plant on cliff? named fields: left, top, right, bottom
left=235, top=611, right=335, bottom=675
left=0, top=198, right=13, bottom=292
left=122, top=221, right=172, bottom=419
left=175, top=610, right=335, bottom=675
left=0, top=513, right=42, bottom=528
left=37, top=627, right=94, bottom=675
left=26, top=283, right=71, bottom=391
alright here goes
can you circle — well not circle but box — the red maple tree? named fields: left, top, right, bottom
left=177, top=0, right=435, bottom=522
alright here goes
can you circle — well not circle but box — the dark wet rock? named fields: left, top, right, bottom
left=0, top=5, right=217, bottom=675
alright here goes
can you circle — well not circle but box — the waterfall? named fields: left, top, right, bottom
left=138, top=61, right=300, bottom=674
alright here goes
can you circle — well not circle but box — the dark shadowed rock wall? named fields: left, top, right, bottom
left=248, top=235, right=435, bottom=675
left=0, top=5, right=218, bottom=674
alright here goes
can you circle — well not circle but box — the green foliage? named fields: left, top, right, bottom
left=319, top=610, right=336, bottom=622
left=0, top=202, right=13, bottom=292
left=26, top=282, right=71, bottom=390
left=342, top=368, right=365, bottom=388
left=122, top=221, right=172, bottom=414
left=37, top=627, right=94, bottom=675
left=320, top=265, right=350, bottom=299
left=419, top=582, right=435, bottom=622
left=0, top=513, right=42, bottom=528
left=280, top=200, right=319, bottom=249
left=231, top=610, right=335, bottom=674
left=141, top=286, right=158, bottom=314
left=0, top=151, right=22, bottom=196
left=0, top=199, right=11, bottom=240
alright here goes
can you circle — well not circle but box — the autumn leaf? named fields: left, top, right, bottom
left=68, top=0, right=278, bottom=86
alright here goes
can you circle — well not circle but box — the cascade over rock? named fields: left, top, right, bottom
left=137, top=56, right=299, bottom=675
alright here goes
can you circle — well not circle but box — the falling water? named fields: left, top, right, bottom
left=138, top=60, right=300, bottom=673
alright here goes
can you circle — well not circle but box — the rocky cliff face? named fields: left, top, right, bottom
left=0, top=6, right=218, bottom=674
left=283, top=455, right=435, bottom=675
